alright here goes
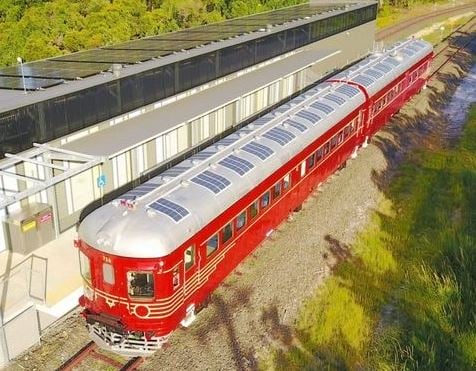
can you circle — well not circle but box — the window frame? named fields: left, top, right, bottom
left=261, top=191, right=270, bottom=209
left=184, top=245, right=195, bottom=271
left=221, top=222, right=233, bottom=244
left=79, top=251, right=91, bottom=283
left=102, top=262, right=115, bottom=285
left=248, top=200, right=259, bottom=220
left=206, top=234, right=219, bottom=257
left=236, top=211, right=246, bottom=231
left=127, top=271, right=155, bottom=300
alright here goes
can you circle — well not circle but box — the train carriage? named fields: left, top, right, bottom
left=76, top=38, right=433, bottom=356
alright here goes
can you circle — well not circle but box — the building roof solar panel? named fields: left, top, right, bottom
left=323, top=93, right=346, bottom=106
left=148, top=198, right=190, bottom=222
left=219, top=154, right=254, bottom=176
left=310, top=101, right=334, bottom=114
left=191, top=170, right=231, bottom=194
left=0, top=76, right=63, bottom=91
left=296, top=110, right=321, bottom=124
left=53, top=49, right=168, bottom=64
left=242, top=141, right=274, bottom=160
left=0, top=60, right=112, bottom=80
left=285, top=119, right=308, bottom=132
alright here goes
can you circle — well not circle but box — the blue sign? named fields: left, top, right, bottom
left=97, top=174, right=106, bottom=188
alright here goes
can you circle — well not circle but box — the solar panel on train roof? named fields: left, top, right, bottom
left=121, top=183, right=159, bottom=200
left=295, top=110, right=321, bottom=124
left=383, top=57, right=400, bottom=67
left=219, top=154, right=254, bottom=176
left=363, top=69, right=383, bottom=80
left=241, top=141, right=274, bottom=160
left=310, top=101, right=334, bottom=115
left=373, top=63, right=392, bottom=74
left=191, top=170, right=231, bottom=194
left=148, top=198, right=190, bottom=222
left=323, top=93, right=346, bottom=106
left=284, top=119, right=308, bottom=133
left=335, top=85, right=360, bottom=98
left=262, top=127, right=296, bottom=146
left=352, top=75, right=374, bottom=87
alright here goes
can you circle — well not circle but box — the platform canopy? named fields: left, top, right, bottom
left=0, top=143, right=104, bottom=209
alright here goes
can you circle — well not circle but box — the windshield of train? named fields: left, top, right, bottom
left=79, top=251, right=91, bottom=283
left=127, top=271, right=155, bottom=299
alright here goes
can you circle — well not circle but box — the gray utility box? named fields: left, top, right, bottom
left=5, top=203, right=55, bottom=255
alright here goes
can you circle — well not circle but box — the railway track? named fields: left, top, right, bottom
left=428, top=16, right=476, bottom=80
left=376, top=2, right=476, bottom=41
left=56, top=341, right=143, bottom=371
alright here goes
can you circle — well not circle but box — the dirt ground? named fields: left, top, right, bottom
left=5, top=17, right=476, bottom=371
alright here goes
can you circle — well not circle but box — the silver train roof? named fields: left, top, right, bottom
left=79, top=38, right=432, bottom=258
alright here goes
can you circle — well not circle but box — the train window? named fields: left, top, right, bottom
left=344, top=126, right=351, bottom=138
left=184, top=246, right=195, bottom=271
left=330, top=136, right=337, bottom=149
left=127, top=271, right=154, bottom=299
left=283, top=174, right=291, bottom=189
left=103, top=263, right=115, bottom=285
left=316, top=148, right=322, bottom=162
left=261, top=192, right=270, bottom=208
left=79, top=251, right=91, bottom=283
left=236, top=211, right=246, bottom=231
left=207, top=234, right=219, bottom=256
left=307, top=154, right=315, bottom=169
left=338, top=132, right=343, bottom=144
left=272, top=182, right=281, bottom=199
left=323, top=143, right=330, bottom=155
left=222, top=223, right=233, bottom=244
left=249, top=200, right=259, bottom=219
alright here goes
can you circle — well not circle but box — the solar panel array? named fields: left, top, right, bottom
left=335, top=84, right=360, bottom=98
left=219, top=154, right=254, bottom=176
left=352, top=75, right=374, bottom=87
left=0, top=2, right=343, bottom=91
left=363, top=69, right=383, bottom=80
left=262, top=127, right=296, bottom=146
left=324, top=93, right=346, bottom=106
left=242, top=142, right=274, bottom=160
left=373, top=63, right=392, bottom=74
left=296, top=110, right=321, bottom=124
left=284, top=119, right=308, bottom=132
left=148, top=198, right=190, bottom=222
left=191, top=170, right=231, bottom=194
left=311, top=101, right=334, bottom=114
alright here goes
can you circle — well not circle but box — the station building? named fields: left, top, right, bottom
left=0, top=1, right=377, bottom=364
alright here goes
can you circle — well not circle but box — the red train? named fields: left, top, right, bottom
left=76, top=38, right=433, bottom=356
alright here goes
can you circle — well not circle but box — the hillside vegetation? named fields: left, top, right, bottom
left=0, top=0, right=454, bottom=67
left=0, top=0, right=304, bottom=66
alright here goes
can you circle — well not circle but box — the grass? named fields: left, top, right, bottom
left=263, top=104, right=476, bottom=369
left=421, top=15, right=474, bottom=45
left=377, top=1, right=453, bottom=30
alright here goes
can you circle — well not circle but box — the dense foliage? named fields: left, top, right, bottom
left=0, top=0, right=305, bottom=66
